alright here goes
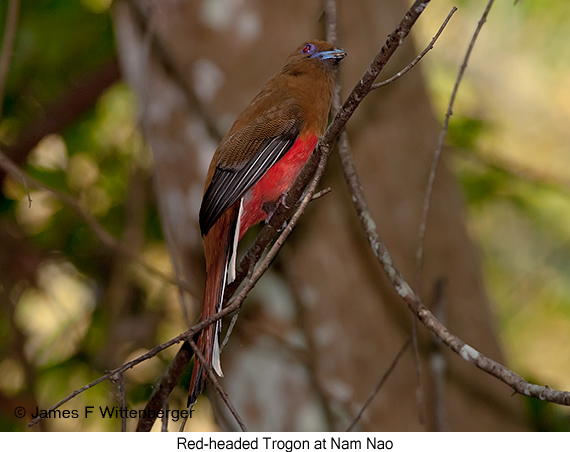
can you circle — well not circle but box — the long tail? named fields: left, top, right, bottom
left=188, top=205, right=240, bottom=406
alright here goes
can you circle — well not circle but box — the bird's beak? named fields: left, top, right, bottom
left=314, top=48, right=347, bottom=62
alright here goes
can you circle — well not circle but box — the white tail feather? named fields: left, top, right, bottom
left=227, top=198, right=243, bottom=283
left=212, top=327, right=224, bottom=377
left=211, top=199, right=242, bottom=378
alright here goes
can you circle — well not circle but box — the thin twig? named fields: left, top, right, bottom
left=336, top=112, right=570, bottom=408
left=115, top=373, right=128, bottom=432
left=187, top=339, right=248, bottom=432
left=411, top=317, right=427, bottom=425
left=411, top=5, right=491, bottom=426
left=347, top=337, right=412, bottom=431
left=135, top=341, right=194, bottom=432
left=0, top=0, right=20, bottom=120
left=28, top=304, right=235, bottom=428
left=429, top=278, right=448, bottom=431
left=179, top=412, right=189, bottom=432
left=371, top=7, right=456, bottom=90
left=415, top=0, right=494, bottom=291
left=161, top=399, right=169, bottom=432
left=311, top=186, right=332, bottom=201
left=22, top=175, right=32, bottom=207
left=120, top=374, right=127, bottom=432
left=220, top=310, right=240, bottom=352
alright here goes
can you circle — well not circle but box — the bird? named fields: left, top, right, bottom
left=188, top=40, right=346, bottom=406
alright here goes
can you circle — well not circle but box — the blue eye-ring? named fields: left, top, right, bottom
left=302, top=43, right=315, bottom=54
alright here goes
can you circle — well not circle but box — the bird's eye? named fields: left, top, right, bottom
left=302, top=43, right=315, bottom=54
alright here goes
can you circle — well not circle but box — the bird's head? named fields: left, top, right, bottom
left=282, top=40, right=346, bottom=77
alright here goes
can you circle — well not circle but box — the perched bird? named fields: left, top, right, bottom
left=188, top=40, right=346, bottom=406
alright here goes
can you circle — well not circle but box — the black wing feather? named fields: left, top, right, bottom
left=199, top=129, right=300, bottom=236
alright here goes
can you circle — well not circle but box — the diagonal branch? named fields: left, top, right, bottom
left=135, top=341, right=194, bottom=432
left=109, top=372, right=128, bottom=432
left=28, top=297, right=241, bottom=428
left=186, top=339, right=248, bottom=432
left=347, top=337, right=412, bottom=432
left=371, top=7, right=456, bottom=90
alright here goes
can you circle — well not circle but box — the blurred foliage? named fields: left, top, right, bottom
left=0, top=0, right=190, bottom=432
left=0, top=0, right=569, bottom=432
left=0, top=0, right=115, bottom=140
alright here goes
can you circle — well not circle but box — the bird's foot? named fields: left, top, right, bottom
left=263, top=193, right=290, bottom=229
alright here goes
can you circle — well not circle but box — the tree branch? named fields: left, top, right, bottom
left=28, top=299, right=239, bottom=428
left=135, top=341, right=194, bottom=432
left=347, top=337, right=412, bottom=432
left=187, top=339, right=248, bottom=432
left=371, top=7, right=456, bottom=90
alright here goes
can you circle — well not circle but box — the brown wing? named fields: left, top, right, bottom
left=199, top=101, right=303, bottom=236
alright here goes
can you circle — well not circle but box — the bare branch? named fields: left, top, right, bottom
left=110, top=372, right=128, bottom=432
left=311, top=187, right=332, bottom=201
left=135, top=341, right=194, bottom=432
left=336, top=111, right=570, bottom=406
left=187, top=339, right=248, bottom=432
left=220, top=310, right=240, bottom=352
left=411, top=317, right=427, bottom=425
left=428, top=279, right=448, bottom=431
left=28, top=299, right=236, bottom=428
left=347, top=337, right=412, bottom=431
left=371, top=7, right=456, bottom=90
left=416, top=0, right=493, bottom=290
left=161, top=400, right=169, bottom=432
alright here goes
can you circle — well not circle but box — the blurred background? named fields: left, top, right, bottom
left=0, top=0, right=569, bottom=432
